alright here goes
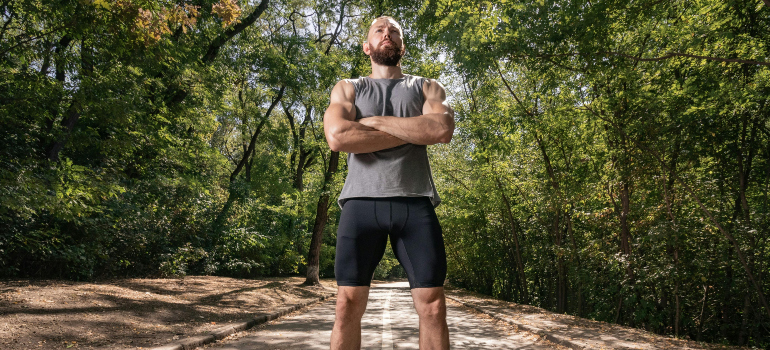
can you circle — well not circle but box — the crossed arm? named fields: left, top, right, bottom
left=323, top=79, right=455, bottom=154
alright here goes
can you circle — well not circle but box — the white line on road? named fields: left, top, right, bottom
left=382, top=289, right=394, bottom=350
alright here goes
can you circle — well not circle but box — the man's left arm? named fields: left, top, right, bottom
left=358, top=79, right=454, bottom=145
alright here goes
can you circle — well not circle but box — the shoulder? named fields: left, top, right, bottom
left=402, top=74, right=443, bottom=96
left=421, top=78, right=447, bottom=99
left=330, top=79, right=356, bottom=103
left=344, top=76, right=369, bottom=89
left=403, top=74, right=429, bottom=88
left=335, top=78, right=359, bottom=89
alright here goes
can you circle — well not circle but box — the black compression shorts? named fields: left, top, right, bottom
left=335, top=197, right=447, bottom=289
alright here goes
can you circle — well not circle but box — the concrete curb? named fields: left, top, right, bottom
left=445, top=295, right=585, bottom=350
left=150, top=293, right=334, bottom=350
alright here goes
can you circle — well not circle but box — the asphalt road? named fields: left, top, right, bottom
left=205, top=282, right=561, bottom=350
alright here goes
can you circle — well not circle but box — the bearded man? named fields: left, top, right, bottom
left=323, top=16, right=454, bottom=350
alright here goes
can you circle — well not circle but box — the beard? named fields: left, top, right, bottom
left=369, top=41, right=404, bottom=66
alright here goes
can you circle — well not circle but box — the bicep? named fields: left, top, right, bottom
left=325, top=81, right=356, bottom=122
left=324, top=101, right=355, bottom=124
left=324, top=81, right=357, bottom=139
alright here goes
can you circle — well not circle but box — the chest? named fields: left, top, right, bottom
left=355, top=79, right=424, bottom=119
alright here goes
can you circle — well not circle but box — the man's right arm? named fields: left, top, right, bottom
left=324, top=80, right=407, bottom=153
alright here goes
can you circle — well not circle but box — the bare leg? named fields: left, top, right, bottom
left=411, top=287, right=450, bottom=350
left=330, top=286, right=370, bottom=350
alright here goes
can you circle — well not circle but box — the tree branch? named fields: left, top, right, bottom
left=165, top=1, right=271, bottom=105
left=201, top=0, right=270, bottom=64
left=508, top=50, right=770, bottom=67
left=324, top=0, right=347, bottom=55
left=0, top=22, right=73, bottom=57
left=494, top=62, right=536, bottom=117
left=229, top=85, right=285, bottom=182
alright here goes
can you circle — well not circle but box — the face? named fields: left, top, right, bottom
left=364, top=18, right=405, bottom=66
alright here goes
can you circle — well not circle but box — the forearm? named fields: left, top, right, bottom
left=361, top=113, right=453, bottom=145
left=327, top=120, right=408, bottom=153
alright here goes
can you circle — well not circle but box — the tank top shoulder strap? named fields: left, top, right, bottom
left=344, top=76, right=368, bottom=97
left=403, top=74, right=427, bottom=104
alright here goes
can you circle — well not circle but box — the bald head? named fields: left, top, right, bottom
left=366, top=16, right=403, bottom=43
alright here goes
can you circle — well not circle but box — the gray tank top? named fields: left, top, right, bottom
left=337, top=74, right=441, bottom=208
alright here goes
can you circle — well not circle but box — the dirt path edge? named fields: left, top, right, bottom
left=445, top=295, right=584, bottom=350
left=151, top=294, right=335, bottom=350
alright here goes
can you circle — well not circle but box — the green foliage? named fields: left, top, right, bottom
left=2, top=0, right=768, bottom=347
left=0, top=0, right=366, bottom=279
left=421, top=0, right=770, bottom=346
left=373, top=245, right=406, bottom=280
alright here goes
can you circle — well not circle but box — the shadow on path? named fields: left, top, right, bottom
left=210, top=282, right=560, bottom=350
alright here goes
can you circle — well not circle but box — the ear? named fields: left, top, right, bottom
left=363, top=42, right=371, bottom=56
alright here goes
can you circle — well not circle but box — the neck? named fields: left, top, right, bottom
left=369, top=62, right=404, bottom=79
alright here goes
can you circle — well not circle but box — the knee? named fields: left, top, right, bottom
left=416, top=299, right=446, bottom=321
left=335, top=296, right=367, bottom=323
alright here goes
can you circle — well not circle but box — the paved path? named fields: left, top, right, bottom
left=205, top=282, right=561, bottom=350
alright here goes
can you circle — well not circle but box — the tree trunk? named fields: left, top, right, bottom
left=619, top=180, right=633, bottom=278
left=617, top=179, right=635, bottom=325
left=614, top=288, right=624, bottom=324
left=496, top=178, right=528, bottom=304
left=664, top=136, right=681, bottom=337
left=735, top=115, right=758, bottom=221
left=294, top=153, right=307, bottom=190
left=555, top=212, right=567, bottom=313
left=674, top=281, right=680, bottom=337
left=566, top=211, right=583, bottom=317
left=285, top=103, right=314, bottom=191
left=293, top=123, right=313, bottom=191
left=245, top=151, right=253, bottom=183
left=534, top=133, right=567, bottom=313
left=664, top=178, right=681, bottom=337
left=212, top=187, right=238, bottom=240
left=212, top=87, right=285, bottom=234
left=46, top=101, right=81, bottom=161
left=54, top=35, right=72, bottom=83
left=738, top=292, right=751, bottom=345
left=303, top=9, right=356, bottom=284
left=697, top=283, right=710, bottom=341
left=46, top=38, right=87, bottom=162
left=304, top=150, right=339, bottom=285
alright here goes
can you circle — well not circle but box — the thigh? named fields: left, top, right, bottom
left=391, top=197, right=447, bottom=289
left=335, top=199, right=389, bottom=287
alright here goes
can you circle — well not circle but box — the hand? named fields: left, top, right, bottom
left=358, top=116, right=384, bottom=129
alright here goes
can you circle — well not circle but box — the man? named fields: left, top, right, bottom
left=323, top=16, right=454, bottom=350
